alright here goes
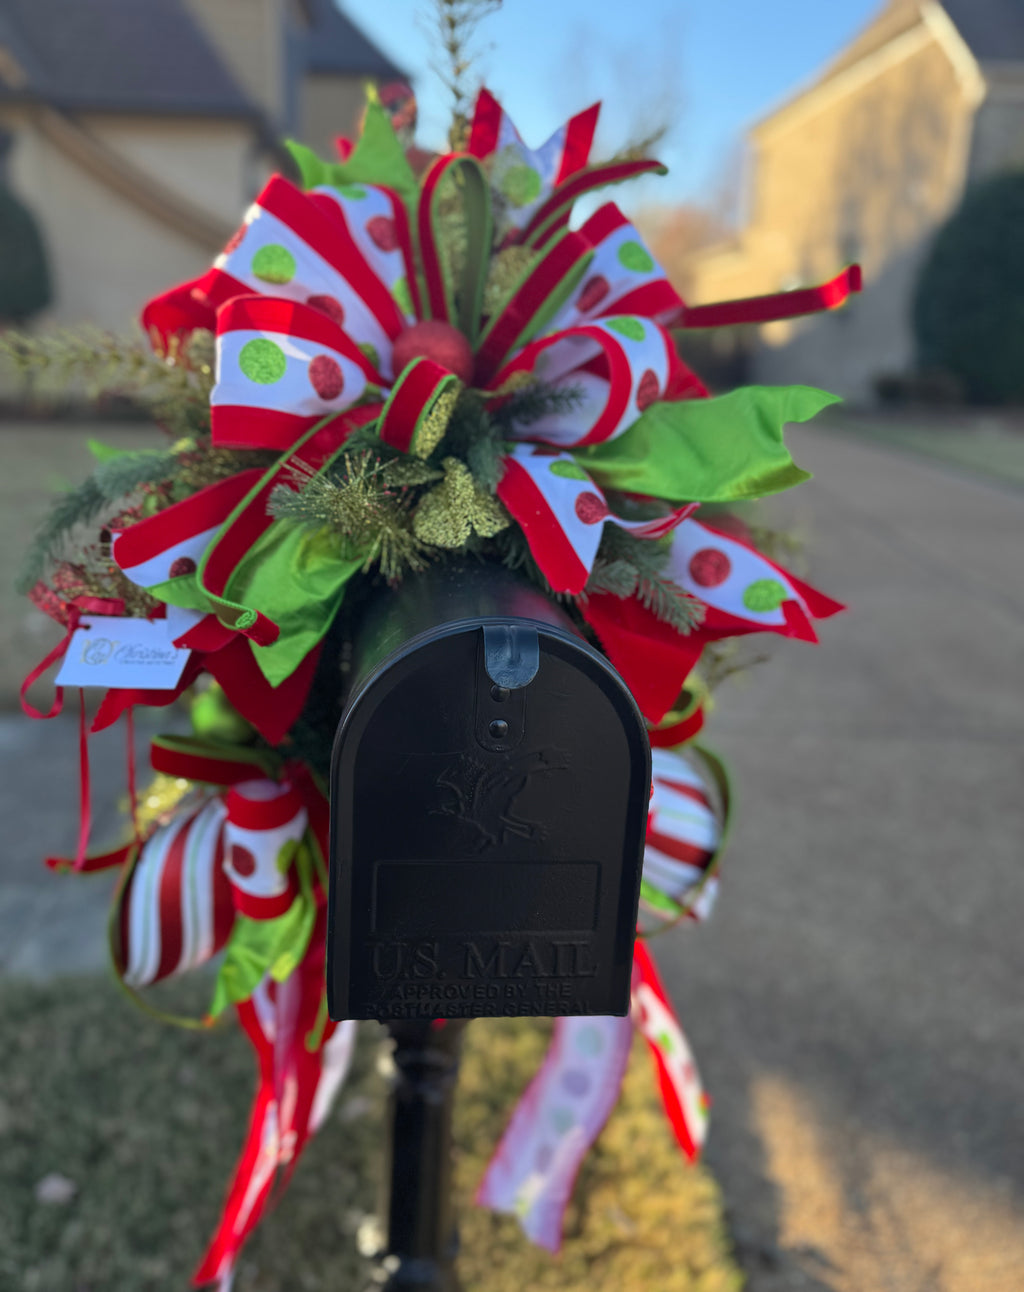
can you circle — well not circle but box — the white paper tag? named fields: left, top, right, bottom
left=55, top=616, right=190, bottom=690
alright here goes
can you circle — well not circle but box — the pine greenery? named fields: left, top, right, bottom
left=268, top=451, right=439, bottom=583
left=430, top=0, right=502, bottom=150
left=91, top=448, right=182, bottom=498
left=585, top=526, right=705, bottom=635
left=0, top=327, right=214, bottom=437
left=15, top=439, right=276, bottom=595
left=439, top=381, right=584, bottom=495
left=16, top=477, right=110, bottom=595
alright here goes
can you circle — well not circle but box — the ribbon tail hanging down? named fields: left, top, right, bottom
left=193, top=926, right=356, bottom=1290
left=632, top=940, right=709, bottom=1161
left=476, top=1014, right=633, bottom=1250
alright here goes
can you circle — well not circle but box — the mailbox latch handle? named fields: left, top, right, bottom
left=482, top=623, right=540, bottom=690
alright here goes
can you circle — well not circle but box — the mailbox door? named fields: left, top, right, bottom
left=328, top=618, right=650, bottom=1022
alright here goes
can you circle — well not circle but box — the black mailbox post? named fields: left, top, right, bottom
left=328, top=561, right=651, bottom=1290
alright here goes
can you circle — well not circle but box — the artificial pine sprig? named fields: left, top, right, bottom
left=431, top=0, right=501, bottom=150
left=585, top=526, right=705, bottom=635
left=268, top=451, right=440, bottom=583
left=699, top=639, right=772, bottom=692
left=438, top=389, right=506, bottom=492
left=601, top=123, right=670, bottom=165
left=486, top=524, right=568, bottom=603
left=91, top=447, right=184, bottom=498
left=436, top=382, right=585, bottom=496
left=492, top=380, right=584, bottom=433
left=745, top=522, right=806, bottom=573
left=16, top=477, right=110, bottom=596
left=15, top=438, right=277, bottom=595
left=0, top=326, right=214, bottom=438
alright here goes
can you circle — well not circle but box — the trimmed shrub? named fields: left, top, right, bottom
left=0, top=181, right=51, bottom=323
left=914, top=172, right=1024, bottom=404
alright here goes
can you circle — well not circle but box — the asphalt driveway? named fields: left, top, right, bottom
left=656, top=424, right=1024, bottom=1291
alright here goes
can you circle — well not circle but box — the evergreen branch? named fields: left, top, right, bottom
left=490, top=380, right=584, bottom=432
left=600, top=122, right=670, bottom=165
left=430, top=0, right=501, bottom=150
left=698, top=640, right=772, bottom=692
left=585, top=526, right=705, bottom=635
left=634, top=568, right=705, bottom=634
left=381, top=458, right=445, bottom=487
left=745, top=522, right=806, bottom=573
left=0, top=326, right=214, bottom=437
left=584, top=557, right=638, bottom=600
left=336, top=420, right=386, bottom=456
left=16, top=438, right=277, bottom=594
left=431, top=389, right=505, bottom=493
left=16, top=477, right=109, bottom=594
left=267, top=450, right=435, bottom=584
left=466, top=432, right=506, bottom=494
left=487, top=525, right=554, bottom=596
left=92, top=448, right=182, bottom=498
left=433, top=382, right=584, bottom=497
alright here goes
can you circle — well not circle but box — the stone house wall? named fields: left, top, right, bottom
left=685, top=9, right=994, bottom=401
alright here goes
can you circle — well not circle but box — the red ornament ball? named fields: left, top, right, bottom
left=391, top=320, right=474, bottom=384
left=168, top=556, right=197, bottom=578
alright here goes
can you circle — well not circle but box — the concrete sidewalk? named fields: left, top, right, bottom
left=0, top=706, right=179, bottom=977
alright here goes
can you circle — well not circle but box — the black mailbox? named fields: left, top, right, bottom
left=327, top=561, right=651, bottom=1023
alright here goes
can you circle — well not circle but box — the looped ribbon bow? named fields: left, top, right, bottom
left=122, top=87, right=852, bottom=746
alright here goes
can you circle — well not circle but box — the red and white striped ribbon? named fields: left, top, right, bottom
left=119, top=796, right=234, bottom=987
left=644, top=748, right=721, bottom=922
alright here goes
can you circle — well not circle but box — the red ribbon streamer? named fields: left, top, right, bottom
left=74, top=690, right=92, bottom=871
left=677, top=265, right=862, bottom=329
left=19, top=612, right=78, bottom=720
left=126, top=706, right=140, bottom=846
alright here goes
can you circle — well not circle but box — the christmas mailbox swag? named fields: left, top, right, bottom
left=18, top=87, right=853, bottom=1287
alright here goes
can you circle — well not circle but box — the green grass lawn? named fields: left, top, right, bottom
left=1, top=974, right=742, bottom=1291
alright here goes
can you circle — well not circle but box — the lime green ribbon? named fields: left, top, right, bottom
left=208, top=836, right=318, bottom=1019
left=217, top=521, right=364, bottom=687
left=575, top=385, right=839, bottom=502
left=285, top=95, right=419, bottom=211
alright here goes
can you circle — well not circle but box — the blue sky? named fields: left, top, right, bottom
left=340, top=0, right=882, bottom=213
